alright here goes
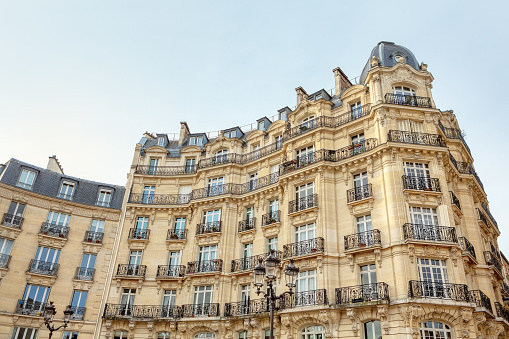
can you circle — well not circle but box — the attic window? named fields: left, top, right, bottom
left=258, top=121, right=264, bottom=130
left=394, top=54, right=405, bottom=63
left=157, top=137, right=165, bottom=146
left=279, top=111, right=287, bottom=121
left=315, top=94, right=322, bottom=100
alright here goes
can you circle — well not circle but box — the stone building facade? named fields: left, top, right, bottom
left=0, top=157, right=125, bottom=339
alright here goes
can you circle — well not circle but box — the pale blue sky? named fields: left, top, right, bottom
left=1, top=1, right=508, bottom=251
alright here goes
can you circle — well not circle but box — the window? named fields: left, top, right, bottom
left=17, top=169, right=36, bottom=190
left=354, top=172, right=368, bottom=189
left=33, top=247, right=60, bottom=273
left=63, top=332, right=79, bottom=339
left=46, top=211, right=70, bottom=228
left=89, top=219, right=104, bottom=233
left=420, top=321, right=452, bottom=339
left=5, top=201, right=25, bottom=226
left=70, top=291, right=87, bottom=319
left=0, top=237, right=13, bottom=267
left=178, top=185, right=192, bottom=203
left=418, top=259, right=449, bottom=298
left=203, top=209, right=221, bottom=229
left=157, top=333, right=171, bottom=339
left=97, top=189, right=112, bottom=207
left=168, top=251, right=181, bottom=267
left=238, top=331, right=248, bottom=339
left=158, top=137, right=165, bottom=146
left=163, top=290, right=176, bottom=307
left=275, top=135, right=283, bottom=149
left=351, top=133, right=366, bottom=155
left=196, top=136, right=204, bottom=145
left=207, top=177, right=224, bottom=196
left=240, top=284, right=250, bottom=304
left=174, top=217, right=186, bottom=231
left=357, top=215, right=372, bottom=233
left=296, top=269, right=316, bottom=293
left=246, top=207, right=254, bottom=221
left=214, top=149, right=229, bottom=164
left=296, top=145, right=315, bottom=164
left=351, top=101, right=363, bottom=119
left=364, top=321, right=382, bottom=339
left=195, top=334, right=214, bottom=338
left=279, top=109, right=287, bottom=121
left=21, top=284, right=50, bottom=313
left=142, top=186, right=155, bottom=204
left=259, top=121, right=265, bottom=130
left=360, top=264, right=377, bottom=285
left=296, top=182, right=314, bottom=200
left=58, top=181, right=75, bottom=200
left=410, top=207, right=438, bottom=226
left=129, top=250, right=143, bottom=266
left=300, top=116, right=316, bottom=129
left=193, top=286, right=213, bottom=316
left=268, top=237, right=278, bottom=252
left=242, top=243, right=253, bottom=261
left=120, top=289, right=136, bottom=316
left=189, top=137, right=196, bottom=145
left=185, top=158, right=196, bottom=172
left=301, top=325, right=324, bottom=339
left=135, top=216, right=149, bottom=238
left=198, top=245, right=217, bottom=262
left=404, top=162, right=430, bottom=178
left=77, top=254, right=96, bottom=280
left=398, top=119, right=423, bottom=133
left=296, top=223, right=316, bottom=242
left=10, top=327, right=39, bottom=339
left=269, top=199, right=279, bottom=213
left=149, top=158, right=159, bottom=175
left=352, top=133, right=365, bottom=145
left=263, top=329, right=271, bottom=339
left=248, top=173, right=258, bottom=191
left=393, top=86, right=415, bottom=96
left=114, top=330, right=129, bottom=339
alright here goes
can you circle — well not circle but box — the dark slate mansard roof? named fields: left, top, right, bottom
left=360, top=41, right=420, bottom=85
left=0, top=159, right=125, bottom=210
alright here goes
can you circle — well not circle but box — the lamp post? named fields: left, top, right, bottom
left=253, top=250, right=299, bottom=339
left=43, top=302, right=74, bottom=339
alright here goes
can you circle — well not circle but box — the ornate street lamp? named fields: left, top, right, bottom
left=43, top=302, right=74, bottom=339
left=253, top=250, right=299, bottom=339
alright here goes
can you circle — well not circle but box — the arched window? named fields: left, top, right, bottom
left=420, top=321, right=452, bottom=339
left=364, top=320, right=382, bottom=339
left=195, top=334, right=214, bottom=338
left=114, top=330, right=129, bottom=339
left=301, top=325, right=324, bottom=339
left=157, top=332, right=171, bottom=339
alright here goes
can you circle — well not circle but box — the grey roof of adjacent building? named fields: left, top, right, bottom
left=360, top=41, right=420, bottom=84
left=0, top=158, right=125, bottom=210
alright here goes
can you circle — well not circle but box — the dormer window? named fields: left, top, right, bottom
left=258, top=121, right=265, bottom=130
left=157, top=137, right=165, bottom=146
left=189, top=137, right=196, bottom=145
left=17, top=169, right=36, bottom=190
left=197, top=136, right=204, bottom=145
left=97, top=189, right=112, bottom=207
left=279, top=111, right=287, bottom=121
left=58, top=181, right=75, bottom=200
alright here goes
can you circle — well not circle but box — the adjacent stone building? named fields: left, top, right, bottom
left=2, top=41, right=509, bottom=339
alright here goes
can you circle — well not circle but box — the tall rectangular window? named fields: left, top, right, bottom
left=248, top=173, right=258, bottom=191
left=0, top=238, right=14, bottom=255
left=353, top=172, right=368, bottom=189
left=142, top=186, right=155, bottom=203
left=351, top=101, right=362, bottom=119
left=185, top=158, right=196, bottom=172
left=21, top=284, right=50, bottom=313
left=296, top=270, right=316, bottom=293
left=149, top=158, right=159, bottom=175
left=356, top=215, right=372, bottom=233
left=268, top=237, right=278, bottom=252
left=17, top=169, right=36, bottom=190
left=198, top=245, right=217, bottom=262
left=193, top=285, right=213, bottom=315
left=80, top=254, right=96, bottom=270
left=58, top=182, right=75, bottom=200
left=120, top=288, right=136, bottom=316
left=89, top=219, right=105, bottom=233
left=203, top=210, right=221, bottom=226
left=135, top=217, right=149, bottom=233
left=71, top=290, right=88, bottom=319
left=296, top=182, right=314, bottom=200
left=157, top=137, right=165, bottom=146
left=11, top=327, right=39, bottom=339
left=269, top=199, right=279, bottom=213
left=46, top=211, right=70, bottom=227
left=5, top=201, right=26, bottom=227
left=163, top=290, right=176, bottom=307
left=360, top=264, right=377, bottom=285
left=207, top=177, right=224, bottom=196
left=410, top=207, right=438, bottom=225
left=129, top=250, right=143, bottom=266
left=168, top=251, right=181, bottom=266
left=174, top=217, right=186, bottom=230
left=295, top=223, right=316, bottom=242
left=296, top=146, right=315, bottom=164
left=97, top=190, right=112, bottom=207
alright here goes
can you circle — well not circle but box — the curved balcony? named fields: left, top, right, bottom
left=283, top=116, right=335, bottom=141
left=450, top=191, right=461, bottom=211
left=335, top=104, right=371, bottom=125
left=458, top=237, right=476, bottom=260
left=402, top=176, right=440, bottom=192
left=187, top=259, right=222, bottom=274
left=288, top=194, right=318, bottom=214
left=225, top=298, right=269, bottom=317
left=408, top=280, right=469, bottom=301
left=388, top=130, right=446, bottom=147
left=481, top=202, right=498, bottom=229
left=384, top=93, right=432, bottom=108
left=192, top=184, right=242, bottom=199
left=242, top=173, right=279, bottom=193
left=469, top=290, right=493, bottom=314
left=283, top=237, right=324, bottom=259
left=128, top=228, right=150, bottom=240
left=74, top=267, right=95, bottom=281
left=238, top=218, right=255, bottom=233
left=344, top=230, right=381, bottom=251
left=15, top=299, right=45, bottom=316
left=1, top=213, right=23, bottom=229
left=132, top=305, right=181, bottom=318
left=103, top=304, right=132, bottom=318
left=402, top=223, right=457, bottom=243
left=0, top=254, right=11, bottom=268
left=84, top=231, right=103, bottom=244
left=128, top=193, right=191, bottom=205
left=278, top=289, right=329, bottom=310
left=167, top=229, right=187, bottom=240
left=198, top=154, right=243, bottom=169
left=347, top=184, right=373, bottom=203
left=196, top=221, right=221, bottom=235
left=116, top=264, right=146, bottom=277
left=156, top=265, right=186, bottom=278
left=181, top=303, right=220, bottom=317
left=40, top=223, right=69, bottom=238
left=335, top=283, right=389, bottom=304
left=135, top=165, right=196, bottom=176
left=242, top=140, right=283, bottom=164
left=484, top=251, right=503, bottom=278
left=439, top=121, right=471, bottom=155
left=449, top=154, right=471, bottom=174
left=262, top=211, right=280, bottom=226
left=28, top=259, right=59, bottom=276
left=496, top=302, right=509, bottom=323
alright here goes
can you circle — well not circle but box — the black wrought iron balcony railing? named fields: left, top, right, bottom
left=402, top=176, right=441, bottom=192
left=438, top=121, right=471, bottom=155
left=283, top=116, right=335, bottom=141
left=450, top=191, right=461, bottom=211
left=181, top=303, right=220, bottom=317
left=278, top=289, right=329, bottom=310
left=187, top=259, right=223, bottom=274
left=448, top=154, right=471, bottom=174
left=403, top=223, right=458, bottom=243
left=408, top=280, right=469, bottom=301
left=482, top=203, right=498, bottom=229
left=131, top=305, right=182, bottom=318
left=128, top=228, right=150, bottom=240
left=469, top=290, right=493, bottom=314
left=167, top=229, right=187, bottom=240
left=238, top=218, right=255, bottom=233
left=262, top=210, right=281, bottom=226
left=503, top=282, right=509, bottom=296
left=388, top=130, right=446, bottom=147
left=495, top=302, right=509, bottom=323
left=128, top=193, right=191, bottom=205
left=156, top=265, right=186, bottom=278
left=74, top=267, right=95, bottom=281
left=484, top=251, right=503, bottom=276
left=103, top=304, right=133, bottom=318
left=15, top=299, right=46, bottom=316
left=242, top=140, right=283, bottom=164
left=70, top=307, right=86, bottom=320
left=116, top=264, right=147, bottom=277
left=243, top=173, right=279, bottom=193
left=224, top=298, right=270, bottom=317
left=335, top=103, right=372, bottom=126
left=280, top=152, right=321, bottom=174
left=347, top=184, right=373, bottom=203
left=84, top=231, right=103, bottom=243
left=334, top=139, right=378, bottom=160
left=231, top=251, right=283, bottom=273
left=335, top=283, right=389, bottom=304
left=135, top=165, right=196, bottom=175
left=344, top=230, right=381, bottom=251
left=385, top=93, right=433, bottom=108
left=28, top=259, right=59, bottom=276
left=458, top=237, right=476, bottom=260
left=477, top=208, right=489, bottom=228
left=40, top=222, right=69, bottom=238
left=1, top=213, right=24, bottom=228
left=0, top=254, right=11, bottom=268
left=196, top=221, right=221, bottom=235
left=191, top=183, right=243, bottom=199
left=470, top=165, right=485, bottom=191
left=283, top=237, right=324, bottom=258
left=288, top=194, right=318, bottom=214
left=198, top=153, right=243, bottom=169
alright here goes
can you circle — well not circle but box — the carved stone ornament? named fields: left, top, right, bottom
left=347, top=308, right=359, bottom=335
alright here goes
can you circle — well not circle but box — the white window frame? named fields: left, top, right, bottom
left=363, top=320, right=382, bottom=339
left=301, top=325, right=324, bottom=339
left=114, top=330, right=129, bottom=339
left=11, top=327, right=39, bottom=339
left=267, top=237, right=278, bottom=252
left=404, top=162, right=430, bottom=178
left=89, top=219, right=105, bottom=233
left=360, top=264, right=377, bottom=285
left=295, top=182, right=314, bottom=200
left=157, top=137, right=165, bottom=146
left=17, top=169, right=36, bottom=190
left=353, top=172, right=368, bottom=189
left=58, top=181, right=75, bottom=200
left=62, top=332, right=79, bottom=339
left=296, top=269, right=316, bottom=293
left=97, top=189, right=112, bottom=207
left=409, top=207, right=438, bottom=226
left=420, top=321, right=452, bottom=339
left=295, top=223, right=316, bottom=242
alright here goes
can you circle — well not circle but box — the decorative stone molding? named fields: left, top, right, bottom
left=377, top=305, right=389, bottom=334
left=348, top=199, right=374, bottom=216
left=347, top=308, right=359, bottom=335
left=26, top=272, right=57, bottom=286
left=0, top=224, right=22, bottom=239
left=238, top=229, right=256, bottom=243
left=261, top=221, right=281, bottom=238
left=82, top=241, right=102, bottom=254
left=37, top=234, right=68, bottom=249
left=195, top=233, right=221, bottom=246
left=72, top=279, right=93, bottom=291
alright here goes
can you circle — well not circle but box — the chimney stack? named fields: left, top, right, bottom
left=47, top=155, right=64, bottom=174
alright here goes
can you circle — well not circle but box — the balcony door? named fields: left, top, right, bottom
left=360, top=264, right=378, bottom=301
left=70, top=290, right=88, bottom=316
left=357, top=215, right=372, bottom=233
left=89, top=219, right=104, bottom=233
left=198, top=245, right=217, bottom=266
left=242, top=243, right=253, bottom=270
left=168, top=251, right=181, bottom=267
left=7, top=201, right=25, bottom=218
left=207, top=177, right=224, bottom=196
left=0, top=237, right=13, bottom=256
left=185, top=158, right=196, bottom=172
left=397, top=119, right=423, bottom=133
left=78, top=254, right=96, bottom=279
left=404, top=162, right=430, bottom=178
left=214, top=150, right=228, bottom=163
left=148, top=158, right=159, bottom=174
left=296, top=182, right=314, bottom=201
left=296, top=270, right=316, bottom=305
left=163, top=289, right=176, bottom=316
left=193, top=286, right=213, bottom=316
left=120, top=288, right=136, bottom=315
left=351, top=133, right=365, bottom=154
left=22, top=284, right=50, bottom=311
left=203, top=210, right=221, bottom=230
left=135, top=217, right=149, bottom=238
left=351, top=101, right=362, bottom=119
left=300, top=116, right=316, bottom=129
left=268, top=237, right=278, bottom=252
left=46, top=211, right=70, bottom=227
left=295, top=223, right=316, bottom=243
left=142, top=186, right=155, bottom=204
left=353, top=172, right=368, bottom=189
left=240, top=285, right=250, bottom=314
left=364, top=321, right=382, bottom=339
left=34, top=247, right=60, bottom=273
left=410, top=207, right=438, bottom=226
left=129, top=250, right=143, bottom=272
left=296, top=146, right=315, bottom=164
left=248, top=173, right=258, bottom=191
left=418, top=259, right=449, bottom=298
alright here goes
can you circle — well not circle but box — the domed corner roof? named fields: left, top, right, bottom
left=360, top=41, right=420, bottom=84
